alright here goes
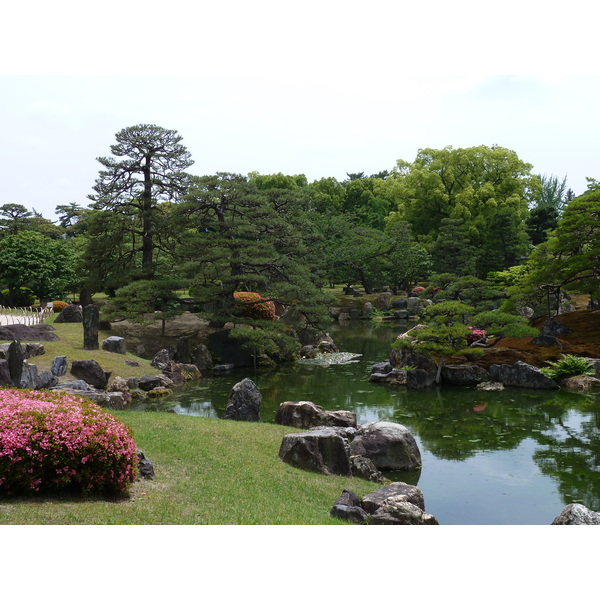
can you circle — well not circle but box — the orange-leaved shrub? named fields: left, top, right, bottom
left=50, top=301, right=69, bottom=312
left=0, top=390, right=138, bottom=496
left=233, top=291, right=276, bottom=321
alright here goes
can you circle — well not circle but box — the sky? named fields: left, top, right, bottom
left=2, top=1, right=600, bottom=222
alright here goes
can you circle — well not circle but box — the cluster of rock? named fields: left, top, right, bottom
left=330, top=484, right=438, bottom=525
left=330, top=292, right=430, bottom=323
left=0, top=339, right=202, bottom=409
left=368, top=323, right=600, bottom=391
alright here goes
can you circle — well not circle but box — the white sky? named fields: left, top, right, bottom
left=2, top=1, right=599, bottom=223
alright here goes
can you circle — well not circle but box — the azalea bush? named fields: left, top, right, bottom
left=0, top=389, right=138, bottom=497
left=412, top=286, right=426, bottom=294
left=233, top=291, right=277, bottom=321
left=466, top=327, right=487, bottom=345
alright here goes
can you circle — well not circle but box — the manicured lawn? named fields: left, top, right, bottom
left=0, top=411, right=380, bottom=525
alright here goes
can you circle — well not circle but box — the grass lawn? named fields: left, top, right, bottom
left=0, top=411, right=381, bottom=525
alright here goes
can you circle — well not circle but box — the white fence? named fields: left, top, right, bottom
left=0, top=306, right=54, bottom=326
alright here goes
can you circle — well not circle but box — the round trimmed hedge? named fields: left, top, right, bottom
left=0, top=390, right=138, bottom=496
left=233, top=291, right=276, bottom=321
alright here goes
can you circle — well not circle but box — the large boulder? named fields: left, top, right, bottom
left=138, top=374, right=173, bottom=391
left=275, top=401, right=356, bottom=429
left=552, top=503, right=600, bottom=525
left=54, top=303, right=83, bottom=323
left=369, top=497, right=439, bottom=525
left=362, top=482, right=426, bottom=513
left=350, top=422, right=422, bottom=470
left=36, top=370, right=58, bottom=390
left=102, top=336, right=126, bottom=354
left=0, top=359, right=13, bottom=386
left=70, top=359, right=109, bottom=389
left=0, top=324, right=59, bottom=342
left=223, top=378, right=262, bottom=422
left=279, top=428, right=351, bottom=476
left=192, top=344, right=213, bottom=372
left=540, top=317, right=572, bottom=337
left=489, top=361, right=559, bottom=389
left=330, top=489, right=369, bottom=523
left=106, top=376, right=133, bottom=405
left=441, top=364, right=489, bottom=386
left=51, top=355, right=68, bottom=376
left=332, top=482, right=439, bottom=525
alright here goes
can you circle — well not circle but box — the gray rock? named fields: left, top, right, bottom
left=406, top=368, right=436, bottom=389
left=151, top=349, right=171, bottom=369
left=102, top=336, right=126, bottom=354
left=392, top=299, right=407, bottom=309
left=394, top=310, right=409, bottom=319
left=350, top=422, right=422, bottom=470
left=137, top=450, right=155, bottom=480
left=362, top=481, right=426, bottom=513
left=349, top=455, right=385, bottom=483
left=369, top=369, right=408, bottom=385
left=0, top=359, right=13, bottom=386
left=275, top=401, right=356, bottom=429
left=20, top=362, right=38, bottom=389
left=477, top=381, right=505, bottom=391
left=51, top=355, right=68, bottom=376
left=279, top=428, right=351, bottom=476
left=106, top=376, right=132, bottom=404
left=441, top=364, right=489, bottom=386
left=489, top=361, right=559, bottom=389
left=552, top=503, right=600, bottom=525
left=531, top=334, right=563, bottom=347
left=369, top=498, right=439, bottom=525
left=561, top=375, right=600, bottom=392
left=374, top=293, right=392, bottom=310
left=51, top=379, right=91, bottom=391
left=371, top=361, right=393, bottom=375
left=54, top=304, right=83, bottom=323
left=330, top=504, right=369, bottom=524
left=224, top=378, right=262, bottom=421
left=7, top=340, right=24, bottom=387
left=362, top=302, right=374, bottom=317
left=36, top=370, right=58, bottom=390
left=70, top=359, right=108, bottom=389
left=406, top=297, right=425, bottom=314
left=540, top=317, right=572, bottom=336
left=162, top=360, right=185, bottom=387
left=138, top=374, right=167, bottom=391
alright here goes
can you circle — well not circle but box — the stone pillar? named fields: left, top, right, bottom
left=83, top=304, right=99, bottom=350
left=7, top=340, right=24, bottom=387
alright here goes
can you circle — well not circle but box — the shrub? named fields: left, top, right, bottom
left=1, top=287, right=36, bottom=307
left=412, top=286, right=426, bottom=294
left=0, top=390, right=138, bottom=497
left=50, top=300, right=69, bottom=312
left=466, top=327, right=487, bottom=344
left=233, top=291, right=276, bottom=321
left=541, top=354, right=596, bottom=381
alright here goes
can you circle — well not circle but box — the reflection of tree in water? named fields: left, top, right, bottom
left=531, top=397, right=600, bottom=511
left=391, top=387, right=586, bottom=462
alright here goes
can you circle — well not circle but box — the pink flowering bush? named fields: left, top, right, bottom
left=467, top=327, right=487, bottom=345
left=0, top=389, right=138, bottom=497
left=233, top=291, right=277, bottom=321
left=412, top=286, right=426, bottom=294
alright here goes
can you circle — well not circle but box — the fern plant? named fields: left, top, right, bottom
left=541, top=354, right=595, bottom=380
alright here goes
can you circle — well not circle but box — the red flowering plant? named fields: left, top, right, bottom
left=466, top=326, right=487, bottom=345
left=412, top=286, right=426, bottom=294
left=0, top=390, right=138, bottom=497
left=233, top=291, right=277, bottom=321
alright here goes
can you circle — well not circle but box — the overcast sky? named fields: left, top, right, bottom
left=2, top=1, right=599, bottom=224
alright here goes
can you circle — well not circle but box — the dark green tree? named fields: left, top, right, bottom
left=88, top=124, right=193, bottom=277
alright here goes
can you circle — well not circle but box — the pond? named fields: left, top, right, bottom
left=145, top=320, right=600, bottom=525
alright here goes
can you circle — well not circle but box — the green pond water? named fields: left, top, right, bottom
left=147, top=320, right=600, bottom=525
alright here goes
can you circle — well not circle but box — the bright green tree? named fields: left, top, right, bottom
left=0, top=231, right=78, bottom=304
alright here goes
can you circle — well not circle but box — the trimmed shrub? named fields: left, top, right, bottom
left=233, top=291, right=277, bottom=321
left=50, top=300, right=69, bottom=313
left=0, top=390, right=138, bottom=496
left=1, top=287, right=36, bottom=307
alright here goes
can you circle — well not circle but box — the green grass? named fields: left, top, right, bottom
left=0, top=411, right=381, bottom=524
